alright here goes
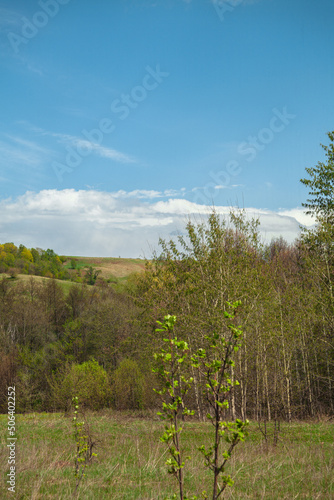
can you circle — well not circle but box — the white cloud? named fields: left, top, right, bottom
left=54, top=134, right=136, bottom=163
left=20, top=124, right=137, bottom=165
left=277, top=208, right=315, bottom=227
left=0, top=135, right=53, bottom=168
left=0, top=189, right=313, bottom=258
left=5, top=135, right=49, bottom=153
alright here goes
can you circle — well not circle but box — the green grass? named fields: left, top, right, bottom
left=0, top=412, right=333, bottom=499
left=63, top=258, right=88, bottom=271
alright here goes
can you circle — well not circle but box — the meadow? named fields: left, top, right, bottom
left=1, top=412, right=333, bottom=499
left=64, top=257, right=146, bottom=282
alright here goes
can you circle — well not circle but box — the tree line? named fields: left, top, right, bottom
left=0, top=244, right=68, bottom=279
left=0, top=131, right=333, bottom=420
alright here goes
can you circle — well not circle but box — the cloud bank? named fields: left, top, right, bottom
left=0, top=189, right=314, bottom=258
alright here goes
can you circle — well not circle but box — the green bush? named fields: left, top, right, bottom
left=50, top=359, right=111, bottom=411
left=112, top=359, right=147, bottom=410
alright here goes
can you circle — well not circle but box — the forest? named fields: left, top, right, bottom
left=1, top=132, right=333, bottom=423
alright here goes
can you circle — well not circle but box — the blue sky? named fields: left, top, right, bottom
left=0, top=0, right=333, bottom=256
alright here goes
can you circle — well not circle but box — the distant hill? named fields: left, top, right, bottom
left=0, top=241, right=146, bottom=285
left=63, top=256, right=146, bottom=282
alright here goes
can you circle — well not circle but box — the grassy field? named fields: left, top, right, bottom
left=63, top=257, right=146, bottom=280
left=1, top=256, right=146, bottom=293
left=0, top=412, right=333, bottom=499
left=3, top=274, right=76, bottom=295
left=20, top=274, right=74, bottom=292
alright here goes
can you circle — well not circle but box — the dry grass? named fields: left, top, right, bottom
left=1, top=255, right=146, bottom=295
left=0, top=412, right=333, bottom=499
left=2, top=257, right=146, bottom=290
left=3, top=273, right=57, bottom=284
left=65, top=257, right=146, bottom=279
left=3, top=274, right=74, bottom=294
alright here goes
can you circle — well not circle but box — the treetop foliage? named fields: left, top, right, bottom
left=0, top=243, right=102, bottom=284
left=1, top=130, right=334, bottom=422
left=0, top=242, right=67, bottom=279
left=300, top=130, right=334, bottom=220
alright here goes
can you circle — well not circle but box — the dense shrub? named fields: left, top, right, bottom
left=50, top=359, right=111, bottom=412
left=112, top=359, right=147, bottom=410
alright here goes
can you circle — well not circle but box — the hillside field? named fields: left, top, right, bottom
left=63, top=256, right=146, bottom=280
left=1, top=256, right=146, bottom=292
